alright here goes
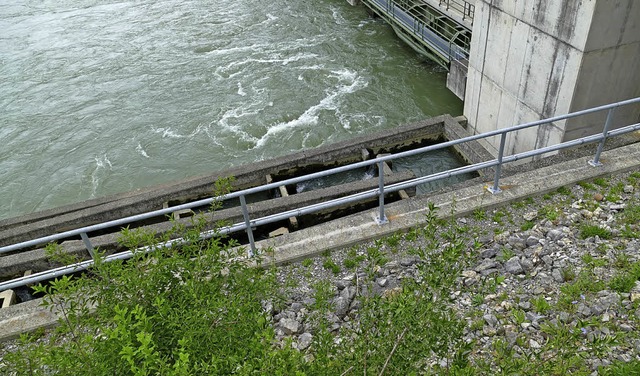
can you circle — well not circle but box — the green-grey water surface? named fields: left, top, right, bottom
left=0, top=0, right=462, bottom=221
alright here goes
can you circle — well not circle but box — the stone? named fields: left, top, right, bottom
left=594, top=193, right=604, bottom=201
left=290, top=302, right=303, bottom=313
left=483, top=314, right=498, bottom=327
left=577, top=304, right=592, bottom=317
left=377, top=278, right=388, bottom=287
left=523, top=211, right=538, bottom=221
left=520, top=257, right=534, bottom=272
left=624, top=185, right=634, bottom=193
left=298, top=333, right=313, bottom=350
left=494, top=231, right=511, bottom=243
left=476, top=259, right=499, bottom=272
left=546, top=229, right=564, bottom=241
left=551, top=268, right=565, bottom=283
left=341, top=286, right=356, bottom=301
left=279, top=318, right=300, bottom=335
left=480, top=248, right=497, bottom=259
left=529, top=339, right=542, bottom=349
left=525, top=236, right=539, bottom=247
left=400, top=257, right=418, bottom=267
left=333, top=297, right=350, bottom=318
left=504, top=257, right=524, bottom=275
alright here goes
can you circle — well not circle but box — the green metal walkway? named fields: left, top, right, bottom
left=361, top=0, right=473, bottom=69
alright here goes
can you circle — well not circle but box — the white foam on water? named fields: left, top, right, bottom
left=254, top=68, right=367, bottom=149
left=90, top=154, right=113, bottom=197
left=217, top=105, right=260, bottom=144
left=237, top=82, right=246, bottom=96
left=136, top=142, right=150, bottom=158
left=330, top=6, right=347, bottom=25
left=215, top=52, right=319, bottom=78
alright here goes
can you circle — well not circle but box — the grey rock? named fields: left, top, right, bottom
left=525, top=236, right=539, bottom=247
left=504, top=257, right=524, bottom=275
left=483, top=314, right=499, bottom=327
left=476, top=259, right=499, bottom=272
left=400, top=257, right=418, bottom=267
left=290, top=302, right=303, bottom=313
left=377, top=278, right=388, bottom=287
left=480, top=268, right=499, bottom=276
left=279, top=318, right=301, bottom=335
left=624, top=185, right=634, bottom=193
left=551, top=268, right=565, bottom=283
left=298, top=333, right=313, bottom=350
left=520, top=257, right=534, bottom=272
left=523, top=211, right=538, bottom=221
left=480, top=248, right=497, bottom=259
left=546, top=229, right=564, bottom=241
left=333, top=297, right=350, bottom=318
left=619, top=324, right=634, bottom=332
left=508, top=236, right=526, bottom=251
left=577, top=303, right=592, bottom=317
left=558, top=312, right=570, bottom=323
left=341, top=286, right=356, bottom=301
left=518, top=301, right=531, bottom=310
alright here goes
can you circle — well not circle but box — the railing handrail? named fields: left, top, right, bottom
left=1, top=97, right=639, bottom=291
left=1, top=96, right=639, bottom=257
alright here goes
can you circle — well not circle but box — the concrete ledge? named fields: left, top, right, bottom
left=0, top=116, right=453, bottom=247
left=255, top=141, right=640, bottom=265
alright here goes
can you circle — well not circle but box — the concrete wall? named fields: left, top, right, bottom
left=464, top=0, right=640, bottom=156
left=565, top=0, right=640, bottom=140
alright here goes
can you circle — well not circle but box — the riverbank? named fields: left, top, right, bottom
left=1, top=152, right=639, bottom=374
left=270, top=168, right=640, bottom=374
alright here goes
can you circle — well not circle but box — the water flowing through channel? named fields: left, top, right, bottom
left=0, top=0, right=463, bottom=221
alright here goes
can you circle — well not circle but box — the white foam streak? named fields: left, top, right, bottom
left=237, top=82, right=246, bottom=96
left=136, top=143, right=150, bottom=158
left=254, top=69, right=367, bottom=149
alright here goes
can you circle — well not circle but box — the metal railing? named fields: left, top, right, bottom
left=363, top=0, right=472, bottom=67
left=1, top=97, right=640, bottom=291
left=438, top=0, right=475, bottom=24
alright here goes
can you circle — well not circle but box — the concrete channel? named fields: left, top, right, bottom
left=2, top=115, right=640, bottom=341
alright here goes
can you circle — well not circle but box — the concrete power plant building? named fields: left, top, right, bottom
left=463, top=0, right=640, bottom=155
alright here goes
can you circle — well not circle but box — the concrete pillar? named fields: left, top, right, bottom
left=464, top=0, right=640, bottom=156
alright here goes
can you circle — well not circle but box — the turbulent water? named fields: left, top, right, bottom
left=0, top=0, right=462, bottom=221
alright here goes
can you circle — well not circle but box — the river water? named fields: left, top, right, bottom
left=0, top=0, right=462, bottom=221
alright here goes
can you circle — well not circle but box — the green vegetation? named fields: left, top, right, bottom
left=5, top=175, right=640, bottom=375
left=580, top=223, right=612, bottom=240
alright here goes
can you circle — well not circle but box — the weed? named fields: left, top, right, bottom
left=557, top=186, right=572, bottom=196
left=512, top=309, right=526, bottom=325
left=531, top=296, right=551, bottom=313
left=579, top=223, right=612, bottom=239
left=561, top=266, right=576, bottom=282
left=473, top=208, right=487, bottom=220
left=578, top=181, right=595, bottom=190
left=520, top=220, right=535, bottom=231
left=301, top=258, right=313, bottom=267
left=492, top=210, right=506, bottom=225
left=540, top=206, right=560, bottom=222
left=498, top=248, right=515, bottom=262
left=322, top=259, right=341, bottom=275
left=594, top=177, right=609, bottom=187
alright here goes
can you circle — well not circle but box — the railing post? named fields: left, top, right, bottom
left=589, top=108, right=616, bottom=167
left=239, top=195, right=256, bottom=257
left=487, top=133, right=507, bottom=194
left=80, top=232, right=95, bottom=258
left=376, top=161, right=388, bottom=224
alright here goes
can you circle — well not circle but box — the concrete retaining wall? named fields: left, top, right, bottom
left=464, top=0, right=640, bottom=156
